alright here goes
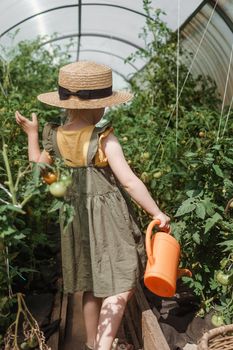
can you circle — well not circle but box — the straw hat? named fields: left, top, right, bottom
left=37, top=61, right=133, bottom=109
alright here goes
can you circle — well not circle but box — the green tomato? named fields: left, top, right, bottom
left=20, top=342, right=30, bottom=350
left=220, top=258, right=228, bottom=269
left=141, top=172, right=150, bottom=183
left=199, top=131, right=205, bottom=138
left=28, top=336, right=38, bottom=348
left=153, top=171, right=162, bottom=179
left=60, top=174, right=72, bottom=186
left=49, top=181, right=67, bottom=198
left=142, top=152, right=150, bottom=160
left=216, top=271, right=230, bottom=286
left=211, top=314, right=224, bottom=327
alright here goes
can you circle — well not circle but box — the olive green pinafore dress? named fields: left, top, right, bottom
left=42, top=121, right=146, bottom=297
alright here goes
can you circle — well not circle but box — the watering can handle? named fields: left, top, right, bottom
left=145, top=219, right=171, bottom=265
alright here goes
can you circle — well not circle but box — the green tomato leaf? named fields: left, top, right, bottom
left=48, top=199, right=63, bottom=212
left=0, top=204, right=25, bottom=214
left=223, top=156, right=233, bottom=165
left=61, top=202, right=75, bottom=233
left=175, top=198, right=196, bottom=217
left=187, top=189, right=203, bottom=198
left=1, top=227, right=16, bottom=236
left=205, top=213, right=222, bottom=233
left=202, top=197, right=215, bottom=216
left=193, top=232, right=201, bottom=244
left=172, top=221, right=186, bottom=241
left=195, top=203, right=206, bottom=219
left=212, top=164, right=224, bottom=178
left=14, top=233, right=26, bottom=240
left=218, top=240, right=233, bottom=247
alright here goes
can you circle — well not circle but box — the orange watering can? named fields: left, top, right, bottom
left=144, top=219, right=192, bottom=297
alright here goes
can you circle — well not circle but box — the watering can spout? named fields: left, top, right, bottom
left=177, top=268, right=192, bottom=279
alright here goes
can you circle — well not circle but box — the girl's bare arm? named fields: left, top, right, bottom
left=15, top=111, right=52, bottom=164
left=103, top=132, right=170, bottom=228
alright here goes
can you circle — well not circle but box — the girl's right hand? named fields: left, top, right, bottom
left=15, top=111, right=38, bottom=135
left=152, top=211, right=170, bottom=230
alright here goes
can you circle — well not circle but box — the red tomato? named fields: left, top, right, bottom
left=42, top=172, right=57, bottom=185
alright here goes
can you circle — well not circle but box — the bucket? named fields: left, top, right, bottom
left=144, top=219, right=192, bottom=297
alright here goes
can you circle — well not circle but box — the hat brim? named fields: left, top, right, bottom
left=37, top=90, right=133, bottom=109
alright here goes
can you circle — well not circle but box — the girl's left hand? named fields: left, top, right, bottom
left=15, top=111, right=38, bottom=135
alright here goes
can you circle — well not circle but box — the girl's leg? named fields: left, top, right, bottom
left=95, top=289, right=134, bottom=350
left=82, top=291, right=103, bottom=349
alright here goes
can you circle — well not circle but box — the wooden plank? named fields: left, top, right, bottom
left=128, top=296, right=142, bottom=339
left=124, top=307, right=141, bottom=349
left=47, top=278, right=62, bottom=350
left=125, top=283, right=170, bottom=350
left=59, top=292, right=68, bottom=349
left=63, top=292, right=86, bottom=350
left=135, top=283, right=150, bottom=312
left=46, top=291, right=61, bottom=349
left=142, top=309, right=170, bottom=350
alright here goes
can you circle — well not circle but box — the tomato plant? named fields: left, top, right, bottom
left=107, top=0, right=233, bottom=324
left=0, top=36, right=72, bottom=341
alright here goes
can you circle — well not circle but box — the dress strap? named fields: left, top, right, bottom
left=86, top=121, right=112, bottom=166
left=42, top=122, right=63, bottom=159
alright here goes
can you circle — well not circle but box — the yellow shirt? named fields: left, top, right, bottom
left=56, top=125, right=113, bottom=167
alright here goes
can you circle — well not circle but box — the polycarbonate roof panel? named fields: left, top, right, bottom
left=148, top=0, right=204, bottom=29
left=181, top=1, right=233, bottom=104
left=0, top=0, right=204, bottom=87
left=0, top=0, right=68, bottom=37
left=81, top=5, right=148, bottom=48
left=1, top=7, right=79, bottom=43
left=218, top=0, right=233, bottom=22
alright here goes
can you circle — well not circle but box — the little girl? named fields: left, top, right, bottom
left=16, top=61, right=170, bottom=350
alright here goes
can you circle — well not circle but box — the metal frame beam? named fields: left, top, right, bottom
left=180, top=0, right=233, bottom=34
left=208, top=0, right=233, bottom=33
left=0, top=3, right=150, bottom=39
left=179, top=0, right=208, bottom=32
left=77, top=0, right=82, bottom=60
left=42, top=32, right=142, bottom=50
left=40, top=35, right=139, bottom=80
left=79, top=49, right=138, bottom=70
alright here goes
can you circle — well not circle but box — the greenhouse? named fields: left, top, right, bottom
left=0, top=1, right=233, bottom=349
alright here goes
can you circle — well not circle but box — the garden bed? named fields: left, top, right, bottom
left=124, top=282, right=170, bottom=350
left=122, top=281, right=216, bottom=350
